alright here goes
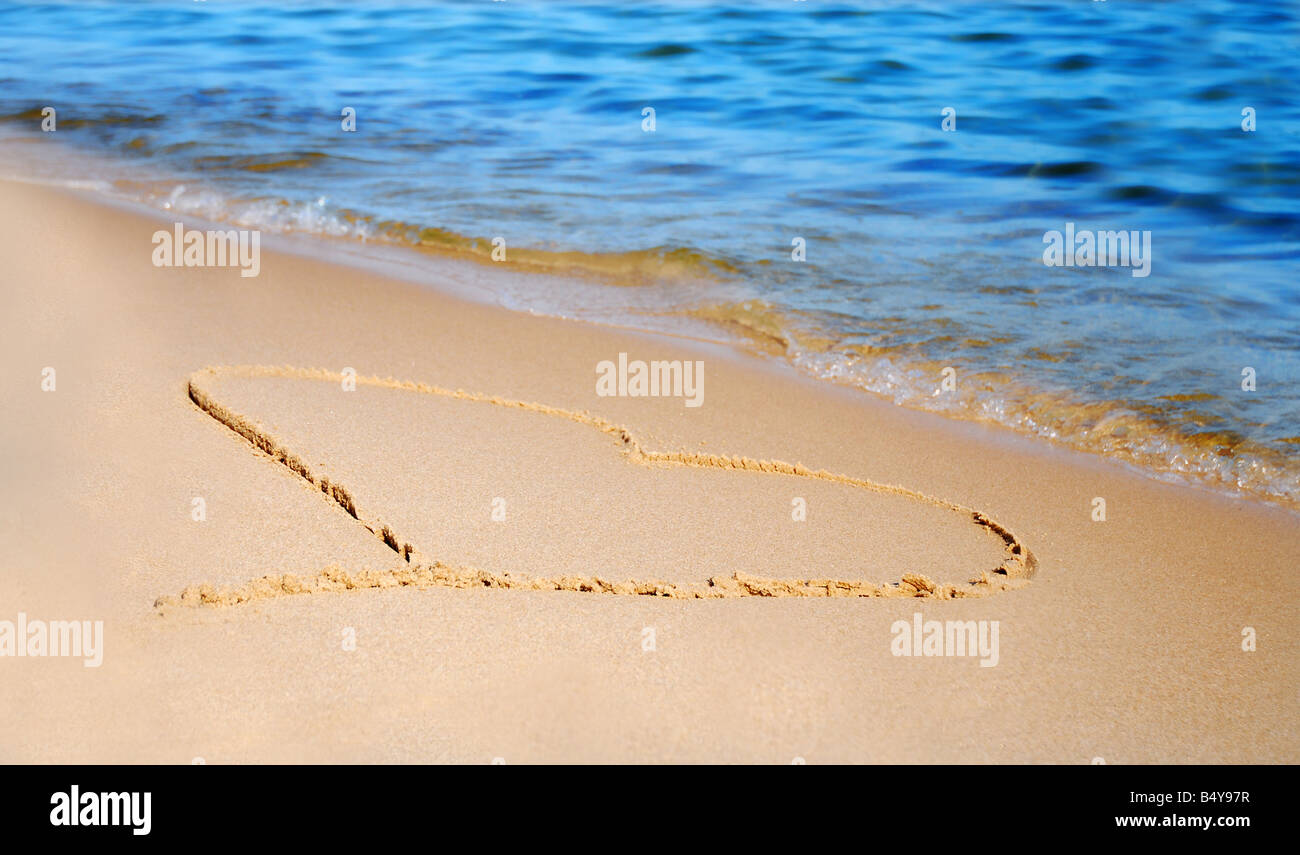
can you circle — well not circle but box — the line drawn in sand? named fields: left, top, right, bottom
left=156, top=365, right=1038, bottom=608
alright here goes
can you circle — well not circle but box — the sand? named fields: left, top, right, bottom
left=0, top=177, right=1296, bottom=763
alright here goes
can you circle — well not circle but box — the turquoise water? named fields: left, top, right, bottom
left=1, top=0, right=1298, bottom=503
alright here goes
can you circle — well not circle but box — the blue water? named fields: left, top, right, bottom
left=1, top=0, right=1298, bottom=503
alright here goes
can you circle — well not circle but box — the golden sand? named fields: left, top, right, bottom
left=2, top=177, right=1296, bottom=763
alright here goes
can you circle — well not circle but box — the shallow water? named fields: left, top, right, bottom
left=2, top=0, right=1297, bottom=504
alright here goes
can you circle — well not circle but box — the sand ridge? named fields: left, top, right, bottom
left=157, top=364, right=1039, bottom=607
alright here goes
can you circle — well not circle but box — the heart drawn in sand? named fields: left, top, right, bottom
left=156, top=365, right=1036, bottom=607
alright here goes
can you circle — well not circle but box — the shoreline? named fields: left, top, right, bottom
left=2, top=133, right=1296, bottom=511
left=1, top=177, right=1296, bottom=763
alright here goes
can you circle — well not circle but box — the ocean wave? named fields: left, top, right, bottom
left=2, top=148, right=1296, bottom=508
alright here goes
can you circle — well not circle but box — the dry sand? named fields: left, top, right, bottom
left=0, top=177, right=1296, bottom=763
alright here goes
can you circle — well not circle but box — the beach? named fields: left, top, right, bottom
left=2, top=177, right=1295, bottom=763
